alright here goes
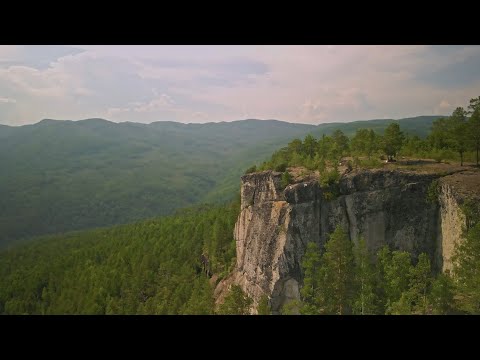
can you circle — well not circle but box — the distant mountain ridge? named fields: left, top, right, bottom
left=5, top=114, right=444, bottom=129
left=0, top=115, right=444, bottom=247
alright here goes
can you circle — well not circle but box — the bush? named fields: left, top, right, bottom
left=257, top=295, right=271, bottom=315
left=258, top=162, right=270, bottom=171
left=360, top=158, right=383, bottom=169
left=281, top=171, right=293, bottom=188
left=275, top=163, right=287, bottom=172
left=244, top=165, right=257, bottom=174
left=217, top=285, right=253, bottom=315
left=319, top=168, right=341, bottom=200
left=430, top=149, right=446, bottom=163
left=461, top=199, right=480, bottom=230
left=319, top=168, right=340, bottom=188
left=318, top=159, right=326, bottom=173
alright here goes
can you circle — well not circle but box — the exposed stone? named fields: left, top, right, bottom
left=437, top=171, right=480, bottom=272
left=240, top=171, right=283, bottom=210
left=216, top=167, right=480, bottom=314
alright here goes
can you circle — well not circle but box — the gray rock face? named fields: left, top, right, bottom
left=219, top=168, right=477, bottom=314
left=240, top=171, right=284, bottom=210
left=436, top=171, right=480, bottom=272
left=437, top=181, right=465, bottom=272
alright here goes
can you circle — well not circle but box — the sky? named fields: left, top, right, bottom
left=0, top=45, right=479, bottom=126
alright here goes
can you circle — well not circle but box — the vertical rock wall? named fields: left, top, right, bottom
left=217, top=169, right=477, bottom=313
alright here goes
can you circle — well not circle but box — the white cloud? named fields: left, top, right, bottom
left=1, top=45, right=480, bottom=125
left=106, top=107, right=130, bottom=117
left=133, top=94, right=175, bottom=112
left=105, top=94, right=176, bottom=121
left=433, top=99, right=460, bottom=116
left=439, top=100, right=451, bottom=109
left=0, top=96, right=16, bottom=103
left=0, top=46, right=20, bottom=61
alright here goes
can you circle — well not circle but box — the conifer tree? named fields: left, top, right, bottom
left=300, top=242, right=322, bottom=314
left=217, top=285, right=253, bottom=315
left=452, top=223, right=480, bottom=314
left=429, top=272, right=455, bottom=315
left=378, top=248, right=413, bottom=312
left=353, top=238, right=377, bottom=315
left=257, top=295, right=271, bottom=315
left=408, top=253, right=432, bottom=314
left=319, top=226, right=354, bottom=314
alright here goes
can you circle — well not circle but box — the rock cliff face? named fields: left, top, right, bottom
left=437, top=171, right=480, bottom=272
left=217, top=167, right=480, bottom=314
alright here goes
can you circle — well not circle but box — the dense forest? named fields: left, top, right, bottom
left=0, top=201, right=239, bottom=314
left=0, top=119, right=314, bottom=247
left=287, top=199, right=480, bottom=315
left=1, top=198, right=478, bottom=315
left=0, top=116, right=442, bottom=247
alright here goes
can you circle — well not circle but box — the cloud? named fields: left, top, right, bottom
left=0, top=96, right=16, bottom=103
left=0, top=45, right=479, bottom=126
left=133, top=94, right=175, bottom=112
left=439, top=100, right=451, bottom=108
left=298, top=88, right=375, bottom=123
left=433, top=99, right=461, bottom=116
left=0, top=45, right=84, bottom=70
left=106, top=94, right=175, bottom=118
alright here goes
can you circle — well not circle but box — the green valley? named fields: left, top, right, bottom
left=0, top=116, right=443, bottom=247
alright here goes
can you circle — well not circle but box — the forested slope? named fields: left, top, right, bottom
left=0, top=115, right=444, bottom=246
left=0, top=201, right=239, bottom=314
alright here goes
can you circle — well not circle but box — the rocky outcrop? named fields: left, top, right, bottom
left=437, top=171, right=480, bottom=272
left=217, top=168, right=480, bottom=314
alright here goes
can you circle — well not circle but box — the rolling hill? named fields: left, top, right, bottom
left=0, top=115, right=444, bottom=246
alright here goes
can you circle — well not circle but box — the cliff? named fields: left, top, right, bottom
left=215, top=165, right=480, bottom=314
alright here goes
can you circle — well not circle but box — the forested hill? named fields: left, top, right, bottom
left=0, top=202, right=240, bottom=314
left=313, top=115, right=442, bottom=138
left=0, top=118, right=313, bottom=247
left=0, top=115, right=443, bottom=247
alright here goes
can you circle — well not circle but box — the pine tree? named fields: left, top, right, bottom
left=303, top=134, right=317, bottom=159
left=389, top=292, right=412, bottom=315
left=429, top=272, right=455, bottom=314
left=450, top=107, right=469, bottom=166
left=468, top=108, right=480, bottom=166
left=352, top=238, right=378, bottom=315
left=300, top=242, right=322, bottom=314
left=351, top=129, right=377, bottom=159
left=332, top=129, right=349, bottom=161
left=281, top=300, right=302, bottom=315
left=319, top=226, right=355, bottom=314
left=375, top=245, right=390, bottom=313
left=257, top=295, right=271, bottom=315
left=217, top=285, right=253, bottom=315
left=182, top=278, right=214, bottom=315
left=378, top=248, right=413, bottom=312
left=383, top=123, right=404, bottom=161
left=408, top=253, right=432, bottom=314
left=281, top=171, right=292, bottom=188
left=452, top=223, right=480, bottom=314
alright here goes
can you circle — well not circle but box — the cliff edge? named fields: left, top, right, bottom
left=215, top=165, right=480, bottom=313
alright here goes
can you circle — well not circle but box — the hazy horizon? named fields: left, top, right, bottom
left=0, top=114, right=448, bottom=128
left=1, top=45, right=479, bottom=126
